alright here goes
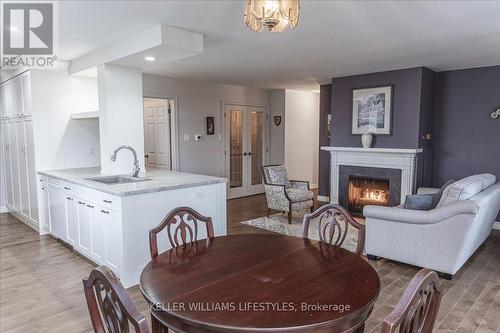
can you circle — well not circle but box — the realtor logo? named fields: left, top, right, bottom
left=2, top=2, right=53, bottom=55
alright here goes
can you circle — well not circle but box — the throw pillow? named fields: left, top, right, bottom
left=404, top=194, right=434, bottom=210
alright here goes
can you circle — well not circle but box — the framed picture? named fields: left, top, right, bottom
left=352, top=85, right=393, bottom=135
left=206, top=116, right=215, bottom=135
left=327, top=113, right=332, bottom=140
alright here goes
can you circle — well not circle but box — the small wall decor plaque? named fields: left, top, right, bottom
left=273, top=116, right=282, bottom=126
left=206, top=116, right=215, bottom=135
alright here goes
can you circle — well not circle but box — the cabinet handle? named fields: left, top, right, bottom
left=100, top=209, right=109, bottom=214
left=86, top=204, right=94, bottom=208
left=78, top=201, right=85, bottom=205
left=66, top=197, right=73, bottom=201
left=41, top=187, right=45, bottom=190
left=103, top=199, right=112, bottom=204
left=64, top=187, right=71, bottom=190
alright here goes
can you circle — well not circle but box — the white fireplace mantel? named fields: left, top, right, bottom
left=321, top=146, right=423, bottom=205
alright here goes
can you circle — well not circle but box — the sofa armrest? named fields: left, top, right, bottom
left=417, top=187, right=440, bottom=195
left=363, top=201, right=479, bottom=224
left=289, top=180, right=310, bottom=190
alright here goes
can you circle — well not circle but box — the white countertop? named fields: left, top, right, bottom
left=38, top=167, right=227, bottom=197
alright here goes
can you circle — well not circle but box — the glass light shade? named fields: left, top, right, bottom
left=244, top=0, right=300, bottom=32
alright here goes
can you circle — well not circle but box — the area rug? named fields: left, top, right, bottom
left=241, top=212, right=364, bottom=253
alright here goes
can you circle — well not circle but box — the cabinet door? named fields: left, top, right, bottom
left=2, top=80, right=15, bottom=117
left=101, top=208, right=121, bottom=270
left=40, top=186, right=50, bottom=231
left=20, top=73, right=32, bottom=115
left=24, top=118, right=38, bottom=221
left=8, top=121, right=21, bottom=211
left=91, top=205, right=105, bottom=262
left=0, top=84, right=8, bottom=117
left=77, top=201, right=93, bottom=254
left=10, top=78, right=23, bottom=117
left=1, top=121, right=13, bottom=206
left=16, top=119, right=30, bottom=217
left=48, top=184, right=66, bottom=239
left=65, top=195, right=78, bottom=245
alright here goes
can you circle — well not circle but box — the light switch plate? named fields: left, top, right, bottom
left=184, top=134, right=190, bottom=141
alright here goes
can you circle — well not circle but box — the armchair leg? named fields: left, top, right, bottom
left=288, top=211, right=292, bottom=224
left=366, top=254, right=379, bottom=261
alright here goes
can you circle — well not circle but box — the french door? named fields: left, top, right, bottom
left=143, top=98, right=172, bottom=169
left=224, top=104, right=268, bottom=199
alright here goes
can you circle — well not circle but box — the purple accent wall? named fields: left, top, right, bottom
left=318, top=84, right=331, bottom=197
left=432, top=66, right=500, bottom=187
left=319, top=65, right=500, bottom=221
left=330, top=67, right=428, bottom=149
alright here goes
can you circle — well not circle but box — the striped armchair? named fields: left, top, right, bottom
left=261, top=165, right=314, bottom=224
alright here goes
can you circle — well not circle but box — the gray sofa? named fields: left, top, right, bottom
left=364, top=174, right=500, bottom=279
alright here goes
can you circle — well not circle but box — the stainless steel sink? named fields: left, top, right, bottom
left=85, top=175, right=151, bottom=185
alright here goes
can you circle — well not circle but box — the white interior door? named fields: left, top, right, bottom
left=225, top=104, right=268, bottom=199
left=143, top=98, right=172, bottom=170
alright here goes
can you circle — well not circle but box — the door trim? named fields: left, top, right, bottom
left=143, top=93, right=179, bottom=171
left=221, top=101, right=269, bottom=199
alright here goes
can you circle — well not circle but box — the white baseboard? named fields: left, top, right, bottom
left=493, top=221, right=500, bottom=230
left=317, top=195, right=330, bottom=203
left=0, top=206, right=8, bottom=213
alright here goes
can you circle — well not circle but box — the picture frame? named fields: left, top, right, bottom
left=351, top=85, right=393, bottom=135
left=206, top=116, right=215, bottom=135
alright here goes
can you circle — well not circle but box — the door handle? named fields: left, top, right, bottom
left=248, top=152, right=253, bottom=156
left=243, top=152, right=248, bottom=156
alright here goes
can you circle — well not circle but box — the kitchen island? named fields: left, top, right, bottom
left=38, top=168, right=227, bottom=287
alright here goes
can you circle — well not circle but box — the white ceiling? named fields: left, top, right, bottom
left=59, top=0, right=500, bottom=89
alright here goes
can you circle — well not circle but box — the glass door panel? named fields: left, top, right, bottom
left=229, top=110, right=243, bottom=188
left=250, top=111, right=263, bottom=185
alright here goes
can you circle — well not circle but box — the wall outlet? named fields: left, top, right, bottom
left=194, top=134, right=202, bottom=141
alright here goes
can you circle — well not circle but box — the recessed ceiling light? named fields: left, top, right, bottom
left=145, top=56, right=155, bottom=62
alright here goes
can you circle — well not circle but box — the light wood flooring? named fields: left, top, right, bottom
left=1, top=194, right=499, bottom=333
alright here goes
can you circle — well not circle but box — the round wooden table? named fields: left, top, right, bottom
left=140, top=234, right=380, bottom=333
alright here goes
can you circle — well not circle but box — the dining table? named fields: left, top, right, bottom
left=140, top=234, right=380, bottom=333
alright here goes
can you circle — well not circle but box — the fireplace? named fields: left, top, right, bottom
left=338, top=165, right=402, bottom=215
left=348, top=176, right=390, bottom=214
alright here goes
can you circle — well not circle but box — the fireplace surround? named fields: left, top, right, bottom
left=321, top=147, right=422, bottom=207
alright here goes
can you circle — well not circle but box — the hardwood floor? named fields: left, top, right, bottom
left=1, top=194, right=499, bottom=333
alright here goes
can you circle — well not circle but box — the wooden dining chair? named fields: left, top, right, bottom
left=381, top=269, right=443, bottom=333
left=149, top=206, right=214, bottom=259
left=302, top=203, right=365, bottom=256
left=82, top=266, right=149, bottom=333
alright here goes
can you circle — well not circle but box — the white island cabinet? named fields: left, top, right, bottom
left=38, top=168, right=227, bottom=287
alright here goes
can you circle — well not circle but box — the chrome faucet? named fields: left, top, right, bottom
left=111, top=145, right=140, bottom=177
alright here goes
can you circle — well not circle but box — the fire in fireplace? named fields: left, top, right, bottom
left=348, top=176, right=390, bottom=215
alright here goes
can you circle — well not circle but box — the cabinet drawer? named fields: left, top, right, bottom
left=94, top=192, right=121, bottom=211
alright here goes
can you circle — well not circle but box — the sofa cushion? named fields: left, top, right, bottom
left=405, top=179, right=455, bottom=210
left=285, top=188, right=314, bottom=202
left=436, top=173, right=497, bottom=208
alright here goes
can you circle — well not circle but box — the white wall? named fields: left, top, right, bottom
left=30, top=70, right=100, bottom=171
left=269, top=89, right=285, bottom=165
left=142, top=74, right=270, bottom=177
left=98, top=64, right=145, bottom=175
left=284, top=90, right=320, bottom=187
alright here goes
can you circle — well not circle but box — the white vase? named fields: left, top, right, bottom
left=361, top=133, right=373, bottom=148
